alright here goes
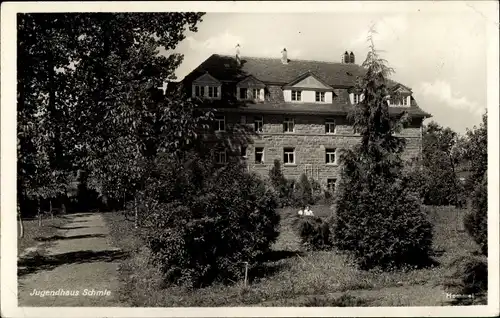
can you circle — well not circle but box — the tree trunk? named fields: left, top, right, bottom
left=37, top=198, right=42, bottom=227
left=18, top=203, right=24, bottom=238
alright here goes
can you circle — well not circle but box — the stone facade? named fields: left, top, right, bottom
left=218, top=112, right=423, bottom=188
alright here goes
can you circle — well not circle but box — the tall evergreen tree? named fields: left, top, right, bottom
left=333, top=29, right=433, bottom=270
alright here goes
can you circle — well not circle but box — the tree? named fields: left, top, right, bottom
left=333, top=29, right=433, bottom=270
left=18, top=14, right=81, bottom=230
left=17, top=13, right=206, bottom=228
left=462, top=112, right=487, bottom=255
left=421, top=122, right=462, bottom=206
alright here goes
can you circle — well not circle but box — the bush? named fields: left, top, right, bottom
left=444, top=255, right=487, bottom=304
left=292, top=173, right=314, bottom=208
left=294, top=215, right=332, bottom=250
left=269, top=160, right=294, bottom=207
left=144, top=155, right=280, bottom=288
left=464, top=174, right=487, bottom=255
left=334, top=172, right=434, bottom=270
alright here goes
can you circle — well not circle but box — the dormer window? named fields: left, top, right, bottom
left=192, top=73, right=221, bottom=100
left=388, top=96, right=411, bottom=107
left=194, top=85, right=205, bottom=97
left=291, top=90, right=302, bottom=101
left=354, top=94, right=361, bottom=104
left=252, top=88, right=260, bottom=100
left=350, top=93, right=364, bottom=105
left=239, top=87, right=248, bottom=99
left=237, top=76, right=266, bottom=101
left=208, top=86, right=219, bottom=98
left=315, top=92, right=326, bottom=102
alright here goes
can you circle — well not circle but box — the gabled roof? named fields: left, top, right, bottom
left=192, top=72, right=221, bottom=85
left=236, top=75, right=266, bottom=88
left=391, top=83, right=412, bottom=94
left=283, top=71, right=333, bottom=90
left=183, top=54, right=369, bottom=87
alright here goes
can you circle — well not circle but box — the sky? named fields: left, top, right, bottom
left=169, top=3, right=490, bottom=134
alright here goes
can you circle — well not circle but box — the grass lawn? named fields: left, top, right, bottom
left=17, top=216, right=68, bottom=256
left=104, top=205, right=482, bottom=307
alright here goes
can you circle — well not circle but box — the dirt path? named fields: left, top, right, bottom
left=18, top=213, right=128, bottom=306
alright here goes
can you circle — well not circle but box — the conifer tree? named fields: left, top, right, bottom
left=333, top=28, right=433, bottom=270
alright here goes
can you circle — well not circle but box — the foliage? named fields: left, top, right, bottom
left=144, top=154, right=280, bottom=288
left=294, top=215, right=332, bottom=250
left=333, top=31, right=433, bottom=270
left=17, top=13, right=206, bottom=219
left=268, top=159, right=294, bottom=207
left=420, top=122, right=462, bottom=206
left=460, top=113, right=487, bottom=256
left=462, top=113, right=487, bottom=193
left=292, top=174, right=315, bottom=208
left=444, top=254, right=487, bottom=303
left=464, top=174, right=487, bottom=255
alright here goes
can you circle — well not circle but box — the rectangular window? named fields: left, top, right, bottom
left=291, top=90, right=302, bottom=101
left=325, top=148, right=336, bottom=164
left=194, top=85, right=205, bottom=97
left=254, top=116, right=263, bottom=132
left=241, top=146, right=247, bottom=158
left=255, top=147, right=264, bottom=164
left=402, top=96, right=408, bottom=106
left=208, top=86, right=219, bottom=98
left=327, top=178, right=337, bottom=193
left=216, top=150, right=227, bottom=164
left=283, top=117, right=294, bottom=133
left=239, top=87, right=248, bottom=99
left=252, top=88, right=260, bottom=100
left=284, top=148, right=295, bottom=164
left=354, top=94, right=360, bottom=104
left=215, top=115, right=225, bottom=132
left=325, top=118, right=336, bottom=134
left=315, top=91, right=325, bottom=102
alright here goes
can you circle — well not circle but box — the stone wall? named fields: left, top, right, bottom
left=218, top=113, right=422, bottom=188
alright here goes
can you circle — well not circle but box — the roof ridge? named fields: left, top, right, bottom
left=213, top=53, right=362, bottom=66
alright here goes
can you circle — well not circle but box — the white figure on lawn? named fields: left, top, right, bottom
left=298, top=206, right=314, bottom=216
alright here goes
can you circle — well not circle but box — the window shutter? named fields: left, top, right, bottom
left=360, top=93, right=365, bottom=102
left=259, top=88, right=265, bottom=101
left=192, top=85, right=196, bottom=98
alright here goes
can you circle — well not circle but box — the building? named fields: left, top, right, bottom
left=179, top=47, right=431, bottom=190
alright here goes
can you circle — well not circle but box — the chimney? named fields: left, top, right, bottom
left=281, top=48, right=288, bottom=64
left=344, top=51, right=349, bottom=64
left=235, top=44, right=241, bottom=66
left=350, top=51, right=355, bottom=64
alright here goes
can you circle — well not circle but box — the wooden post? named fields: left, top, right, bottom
left=49, top=199, right=53, bottom=220
left=134, top=196, right=138, bottom=229
left=243, top=262, right=249, bottom=287
left=37, top=198, right=42, bottom=227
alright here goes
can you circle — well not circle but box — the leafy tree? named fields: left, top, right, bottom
left=420, top=122, right=462, bottom=206
left=462, top=113, right=487, bottom=193
left=333, top=30, right=433, bottom=270
left=17, top=13, right=206, bottom=229
left=462, top=112, right=487, bottom=255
